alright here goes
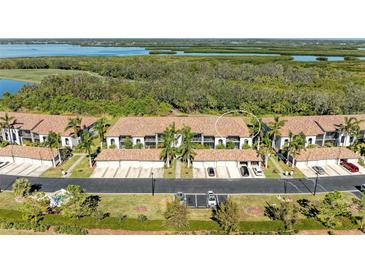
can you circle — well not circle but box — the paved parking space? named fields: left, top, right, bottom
left=114, top=168, right=130, bottom=178
left=91, top=167, right=163, bottom=178
left=0, top=162, right=50, bottom=177
left=227, top=166, right=241, bottom=178
left=216, top=167, right=229, bottom=178
left=186, top=193, right=228, bottom=208
left=193, top=168, right=206, bottom=178
left=298, top=164, right=365, bottom=178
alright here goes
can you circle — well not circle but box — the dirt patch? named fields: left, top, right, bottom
left=133, top=206, right=147, bottom=212
left=298, top=229, right=363, bottom=235
left=241, top=206, right=263, bottom=217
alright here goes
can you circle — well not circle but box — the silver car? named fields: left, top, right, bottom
left=207, top=191, right=217, bottom=208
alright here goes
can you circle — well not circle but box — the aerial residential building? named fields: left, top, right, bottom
left=105, top=116, right=252, bottom=149
left=0, top=112, right=97, bottom=148
left=0, top=145, right=60, bottom=167
left=293, top=147, right=358, bottom=168
left=262, top=114, right=365, bottom=149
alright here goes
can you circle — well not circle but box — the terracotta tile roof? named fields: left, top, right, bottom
left=105, top=116, right=250, bottom=137
left=262, top=114, right=365, bottom=136
left=0, top=145, right=58, bottom=161
left=296, top=147, right=358, bottom=161
left=262, top=116, right=324, bottom=136
left=95, top=149, right=163, bottom=161
left=194, top=149, right=261, bottom=161
left=0, top=112, right=97, bottom=136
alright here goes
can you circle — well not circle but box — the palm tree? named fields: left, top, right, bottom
left=337, top=117, right=364, bottom=147
left=284, top=130, right=294, bottom=164
left=288, top=133, right=306, bottom=167
left=65, top=117, right=82, bottom=140
left=44, top=131, right=61, bottom=166
left=0, top=113, right=17, bottom=144
left=268, top=116, right=286, bottom=149
left=258, top=135, right=273, bottom=168
left=12, top=178, right=31, bottom=199
left=78, top=130, right=95, bottom=167
left=160, top=123, right=177, bottom=168
left=178, top=126, right=196, bottom=168
left=94, top=117, right=110, bottom=148
left=249, top=117, right=264, bottom=150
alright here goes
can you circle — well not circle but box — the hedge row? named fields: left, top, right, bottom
left=0, top=208, right=358, bottom=233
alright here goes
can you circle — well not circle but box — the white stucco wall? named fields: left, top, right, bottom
left=0, top=156, right=55, bottom=167
left=61, top=136, right=79, bottom=148
left=106, top=137, right=120, bottom=148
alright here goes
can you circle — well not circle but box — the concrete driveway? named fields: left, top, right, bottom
left=91, top=167, right=163, bottom=179
left=0, top=162, right=50, bottom=177
left=193, top=168, right=206, bottom=178
left=299, top=164, right=365, bottom=178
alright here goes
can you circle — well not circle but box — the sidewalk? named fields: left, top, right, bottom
left=63, top=155, right=86, bottom=177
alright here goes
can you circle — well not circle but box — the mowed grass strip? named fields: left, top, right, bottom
left=41, top=155, right=82, bottom=177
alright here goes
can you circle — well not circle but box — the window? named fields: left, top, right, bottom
left=341, top=136, right=345, bottom=143
left=136, top=139, right=141, bottom=144
left=308, top=138, right=313, bottom=144
left=110, top=139, right=115, bottom=145
left=284, top=139, right=289, bottom=143
left=244, top=139, right=249, bottom=145
left=218, top=139, right=223, bottom=145
left=65, top=138, right=70, bottom=145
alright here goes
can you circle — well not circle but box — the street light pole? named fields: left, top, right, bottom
left=151, top=171, right=155, bottom=196
left=313, top=172, right=319, bottom=196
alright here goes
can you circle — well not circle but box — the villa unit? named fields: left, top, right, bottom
left=105, top=116, right=252, bottom=149
left=293, top=147, right=358, bottom=168
left=0, top=112, right=97, bottom=148
left=262, top=114, right=365, bottom=149
left=0, top=145, right=60, bottom=167
left=193, top=149, right=262, bottom=169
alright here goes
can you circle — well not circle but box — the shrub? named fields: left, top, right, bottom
left=242, top=144, right=251, bottom=149
left=137, top=214, right=148, bottom=222
left=54, top=225, right=88, bottom=235
left=12, top=178, right=31, bottom=198
left=212, top=198, right=240, bottom=234
left=164, top=199, right=189, bottom=229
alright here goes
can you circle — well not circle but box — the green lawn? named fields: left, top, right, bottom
left=273, top=155, right=305, bottom=178
left=163, top=160, right=176, bottom=178
left=41, top=155, right=82, bottom=177
left=263, top=158, right=281, bottom=178
left=0, top=69, right=98, bottom=83
left=69, top=157, right=94, bottom=178
left=0, top=191, right=356, bottom=222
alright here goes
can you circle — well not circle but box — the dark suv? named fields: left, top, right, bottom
left=240, top=165, right=249, bottom=177
left=207, top=167, right=215, bottom=177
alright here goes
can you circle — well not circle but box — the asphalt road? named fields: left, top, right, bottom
left=0, top=174, right=364, bottom=194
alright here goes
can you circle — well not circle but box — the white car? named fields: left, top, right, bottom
left=253, top=166, right=263, bottom=176
left=207, top=191, right=217, bottom=208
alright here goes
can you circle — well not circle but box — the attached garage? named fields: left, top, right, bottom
left=192, top=149, right=262, bottom=168
left=0, top=145, right=60, bottom=167
left=294, top=147, right=358, bottom=168
left=95, top=149, right=164, bottom=168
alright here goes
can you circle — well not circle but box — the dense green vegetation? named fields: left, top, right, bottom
left=0, top=56, right=365, bottom=116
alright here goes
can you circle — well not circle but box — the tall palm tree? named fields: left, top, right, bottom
left=65, top=117, right=82, bottom=140
left=337, top=117, right=363, bottom=147
left=94, top=117, right=110, bottom=148
left=160, top=123, right=177, bottom=168
left=0, top=113, right=17, bottom=144
left=78, top=130, right=94, bottom=167
left=268, top=116, right=286, bottom=149
left=284, top=130, right=294, bottom=164
left=44, top=131, right=61, bottom=166
left=258, top=135, right=273, bottom=168
left=288, top=133, right=306, bottom=167
left=249, top=117, right=264, bottom=150
left=178, top=126, right=196, bottom=168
